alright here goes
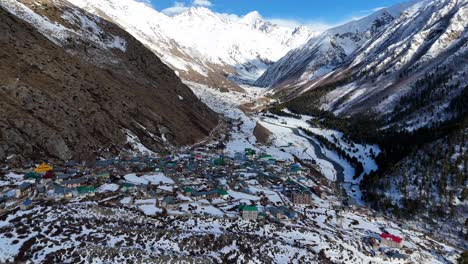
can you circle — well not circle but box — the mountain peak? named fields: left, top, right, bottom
left=241, top=11, right=264, bottom=25
left=180, top=6, right=214, bottom=17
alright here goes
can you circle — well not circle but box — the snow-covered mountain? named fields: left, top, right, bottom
left=68, top=0, right=317, bottom=90
left=259, top=0, right=467, bottom=243
left=257, top=0, right=467, bottom=129
left=254, top=1, right=418, bottom=88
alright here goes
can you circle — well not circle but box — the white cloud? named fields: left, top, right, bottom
left=266, top=18, right=338, bottom=32
left=372, top=6, right=386, bottom=12
left=358, top=6, right=387, bottom=14
left=135, top=0, right=153, bottom=7
left=162, top=0, right=213, bottom=16
left=193, top=0, right=212, bottom=7
left=161, top=2, right=189, bottom=16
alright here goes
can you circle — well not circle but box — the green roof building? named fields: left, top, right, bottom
left=242, top=205, right=258, bottom=211
left=25, top=172, right=41, bottom=180
left=244, top=148, right=256, bottom=156
left=216, top=189, right=228, bottom=197
left=183, top=187, right=194, bottom=194
left=76, top=186, right=96, bottom=195
left=121, top=183, right=136, bottom=193
left=241, top=205, right=259, bottom=220
left=213, top=158, right=225, bottom=166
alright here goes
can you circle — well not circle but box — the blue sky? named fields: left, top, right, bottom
left=149, top=0, right=409, bottom=30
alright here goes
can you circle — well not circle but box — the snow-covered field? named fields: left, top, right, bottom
left=0, top=191, right=459, bottom=263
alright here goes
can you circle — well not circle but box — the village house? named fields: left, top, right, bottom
left=121, top=183, right=137, bottom=193
left=380, top=233, right=403, bottom=248
left=268, top=206, right=296, bottom=220
left=34, top=163, right=53, bottom=174
left=16, top=182, right=33, bottom=198
left=76, top=186, right=96, bottom=196
left=20, top=199, right=33, bottom=210
left=56, top=173, right=74, bottom=183
left=62, top=178, right=87, bottom=189
left=48, top=186, right=75, bottom=199
left=192, top=189, right=220, bottom=200
left=244, top=148, right=256, bottom=160
left=41, top=171, right=56, bottom=184
left=24, top=172, right=41, bottom=181
left=36, top=183, right=47, bottom=195
left=217, top=189, right=229, bottom=199
left=160, top=196, right=178, bottom=209
left=241, top=205, right=258, bottom=220
left=290, top=191, right=313, bottom=205
left=385, top=251, right=407, bottom=261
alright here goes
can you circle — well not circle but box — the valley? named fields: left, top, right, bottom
left=0, top=83, right=462, bottom=263
left=0, top=0, right=466, bottom=263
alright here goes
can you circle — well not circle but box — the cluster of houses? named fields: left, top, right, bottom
left=0, top=145, right=410, bottom=260
left=0, top=157, right=154, bottom=211
left=0, top=146, right=325, bottom=221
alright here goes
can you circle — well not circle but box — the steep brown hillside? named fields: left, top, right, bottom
left=0, top=0, right=218, bottom=162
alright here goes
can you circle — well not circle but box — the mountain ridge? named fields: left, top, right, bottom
left=67, top=0, right=318, bottom=91
left=258, top=0, right=466, bottom=131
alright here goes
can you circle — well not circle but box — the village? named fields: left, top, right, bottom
left=0, top=84, right=460, bottom=263
left=1, top=142, right=412, bottom=262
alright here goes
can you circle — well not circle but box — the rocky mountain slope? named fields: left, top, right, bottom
left=0, top=0, right=218, bottom=163
left=67, top=0, right=317, bottom=91
left=258, top=0, right=466, bottom=130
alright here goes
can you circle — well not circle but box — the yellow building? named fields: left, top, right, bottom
left=34, top=163, right=53, bottom=174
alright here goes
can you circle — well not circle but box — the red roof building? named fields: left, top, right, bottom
left=42, top=171, right=56, bottom=179
left=380, top=233, right=403, bottom=248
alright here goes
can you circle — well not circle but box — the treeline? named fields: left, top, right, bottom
left=361, top=126, right=467, bottom=220
left=300, top=128, right=364, bottom=180
left=282, top=77, right=353, bottom=117
left=391, top=68, right=465, bottom=123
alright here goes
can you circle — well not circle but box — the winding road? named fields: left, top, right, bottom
left=259, top=120, right=351, bottom=200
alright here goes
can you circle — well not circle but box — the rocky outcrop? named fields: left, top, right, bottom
left=0, top=0, right=218, bottom=162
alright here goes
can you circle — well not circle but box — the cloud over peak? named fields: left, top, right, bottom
left=193, top=0, right=212, bottom=7
left=162, top=0, right=212, bottom=16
